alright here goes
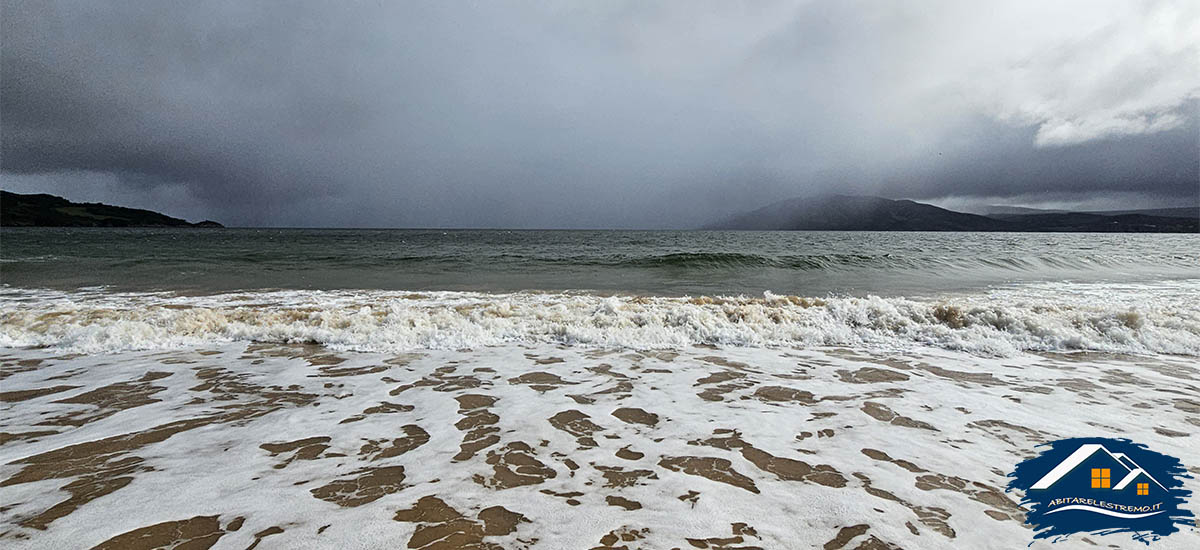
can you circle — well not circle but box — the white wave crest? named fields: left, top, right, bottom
left=2, top=281, right=1198, bottom=356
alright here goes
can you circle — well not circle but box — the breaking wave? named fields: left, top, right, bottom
left=2, top=281, right=1198, bottom=356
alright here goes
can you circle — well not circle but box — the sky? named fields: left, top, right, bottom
left=2, top=0, right=1198, bottom=228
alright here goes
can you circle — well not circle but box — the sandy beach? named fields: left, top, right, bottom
left=2, top=343, right=1197, bottom=549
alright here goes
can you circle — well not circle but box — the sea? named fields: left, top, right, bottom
left=2, top=228, right=1198, bottom=355
left=2, top=228, right=1198, bottom=549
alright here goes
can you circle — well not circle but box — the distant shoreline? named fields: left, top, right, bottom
left=3, top=190, right=1196, bottom=232
left=4, top=226, right=1199, bottom=233
left=705, top=195, right=1199, bottom=233
left=1, top=190, right=223, bottom=228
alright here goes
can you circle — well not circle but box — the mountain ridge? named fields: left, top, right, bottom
left=709, top=194, right=1198, bottom=233
left=1, top=191, right=223, bottom=227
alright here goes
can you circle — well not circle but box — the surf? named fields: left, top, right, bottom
left=3, top=280, right=1197, bottom=356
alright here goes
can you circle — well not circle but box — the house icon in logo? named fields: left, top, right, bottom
left=1031, top=443, right=1167, bottom=498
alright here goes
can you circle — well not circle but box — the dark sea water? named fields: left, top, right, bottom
left=2, top=228, right=1197, bottom=296
left=3, top=228, right=1198, bottom=355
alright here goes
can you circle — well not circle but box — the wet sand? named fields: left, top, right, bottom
left=1, top=344, right=1197, bottom=549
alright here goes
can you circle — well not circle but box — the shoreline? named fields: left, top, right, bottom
left=4, top=281, right=1199, bottom=357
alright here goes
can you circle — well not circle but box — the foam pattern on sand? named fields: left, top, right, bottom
left=1, top=344, right=1198, bottom=548
left=2, top=279, right=1199, bottom=356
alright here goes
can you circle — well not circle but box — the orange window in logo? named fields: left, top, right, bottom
left=1091, top=468, right=1110, bottom=488
left=1137, top=483, right=1149, bottom=495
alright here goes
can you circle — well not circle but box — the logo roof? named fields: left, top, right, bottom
left=1030, top=443, right=1165, bottom=491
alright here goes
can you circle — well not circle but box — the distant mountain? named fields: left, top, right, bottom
left=994, top=212, right=1198, bottom=232
left=1084, top=207, right=1199, bottom=218
left=984, top=205, right=1068, bottom=216
left=707, top=195, right=1012, bottom=231
left=709, top=195, right=1198, bottom=232
left=1, top=191, right=223, bottom=227
left=987, top=205, right=1199, bottom=220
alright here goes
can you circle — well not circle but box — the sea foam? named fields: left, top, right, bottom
left=2, top=280, right=1198, bottom=356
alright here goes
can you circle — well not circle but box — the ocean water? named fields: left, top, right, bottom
left=3, top=228, right=1198, bottom=295
left=1, top=228, right=1198, bottom=356
left=3, top=229, right=1200, bottom=549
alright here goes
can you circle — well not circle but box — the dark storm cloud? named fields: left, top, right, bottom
left=881, top=114, right=1200, bottom=204
left=2, top=0, right=1197, bottom=227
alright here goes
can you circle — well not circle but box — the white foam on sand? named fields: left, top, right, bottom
left=1, top=343, right=1197, bottom=549
left=2, top=279, right=1199, bottom=356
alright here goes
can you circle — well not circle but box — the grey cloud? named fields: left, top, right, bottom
left=2, top=0, right=1197, bottom=227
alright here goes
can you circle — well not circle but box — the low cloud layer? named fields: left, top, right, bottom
left=3, top=0, right=1197, bottom=227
